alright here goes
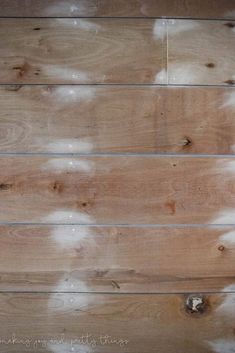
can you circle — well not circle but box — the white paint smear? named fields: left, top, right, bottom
left=153, top=19, right=167, bottom=40
left=153, top=19, right=200, bottom=40
left=43, top=66, right=91, bottom=83
left=154, top=69, right=168, bottom=84
left=56, top=18, right=101, bottom=32
left=219, top=230, right=235, bottom=245
left=48, top=278, right=103, bottom=313
left=51, top=226, right=94, bottom=249
left=48, top=280, right=94, bottom=313
left=168, top=63, right=202, bottom=84
left=221, top=91, right=235, bottom=109
left=44, top=1, right=97, bottom=16
left=42, top=210, right=94, bottom=224
left=48, top=342, right=93, bottom=353
left=50, top=86, right=96, bottom=104
left=211, top=209, right=235, bottom=224
left=208, top=339, right=235, bottom=353
left=46, top=139, right=94, bottom=153
left=215, top=285, right=235, bottom=318
left=216, top=159, right=235, bottom=174
left=167, top=19, right=200, bottom=35
left=41, top=158, right=94, bottom=173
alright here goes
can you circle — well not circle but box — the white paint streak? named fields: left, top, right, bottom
left=220, top=230, right=235, bottom=245
left=48, top=278, right=103, bottom=312
left=168, top=63, right=202, bottom=84
left=46, top=139, right=94, bottom=153
left=216, top=159, right=235, bottom=174
left=43, top=66, right=91, bottom=83
left=154, top=69, right=168, bottom=84
left=41, top=158, right=94, bottom=173
left=56, top=18, right=101, bottom=32
left=51, top=226, right=94, bottom=249
left=215, top=285, right=235, bottom=318
left=50, top=86, right=96, bottom=104
left=44, top=1, right=97, bottom=16
left=42, top=210, right=94, bottom=224
left=48, top=342, right=93, bottom=353
left=208, top=339, right=235, bottom=353
left=168, top=19, right=200, bottom=35
left=212, top=209, right=235, bottom=224
left=221, top=91, right=235, bottom=109
left=153, top=19, right=167, bottom=40
left=153, top=19, right=200, bottom=41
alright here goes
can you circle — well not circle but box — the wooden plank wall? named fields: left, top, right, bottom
left=0, top=2, right=235, bottom=353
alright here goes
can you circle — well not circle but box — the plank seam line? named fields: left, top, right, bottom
left=0, top=153, right=235, bottom=157
left=0, top=16, right=234, bottom=21
left=1, top=83, right=235, bottom=88
left=0, top=223, right=235, bottom=227
left=0, top=291, right=234, bottom=295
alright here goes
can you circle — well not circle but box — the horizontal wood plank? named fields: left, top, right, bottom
left=2, top=86, right=235, bottom=154
left=168, top=19, right=235, bottom=85
left=1, top=19, right=235, bottom=85
left=1, top=0, right=235, bottom=19
left=0, top=225, right=235, bottom=292
left=0, top=156, right=235, bottom=224
left=0, top=292, right=234, bottom=353
left=0, top=18, right=166, bottom=84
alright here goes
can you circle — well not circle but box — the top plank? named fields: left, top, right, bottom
left=1, top=19, right=235, bottom=85
left=1, top=0, right=235, bottom=19
left=0, top=18, right=166, bottom=84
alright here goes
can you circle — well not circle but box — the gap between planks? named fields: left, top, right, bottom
left=0, top=16, right=235, bottom=21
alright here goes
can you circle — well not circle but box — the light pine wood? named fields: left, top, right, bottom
left=0, top=19, right=166, bottom=84
left=1, top=86, right=235, bottom=154
left=0, top=225, right=235, bottom=292
left=168, top=19, right=235, bottom=85
left=1, top=0, right=235, bottom=18
left=0, top=156, right=235, bottom=224
left=0, top=292, right=234, bottom=353
left=1, top=19, right=235, bottom=85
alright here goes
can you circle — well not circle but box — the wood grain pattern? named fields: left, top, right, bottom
left=1, top=0, right=235, bottom=19
left=168, top=19, right=235, bottom=85
left=0, top=225, right=235, bottom=292
left=2, top=85, right=235, bottom=154
left=0, top=156, right=235, bottom=224
left=0, top=18, right=166, bottom=84
left=0, top=292, right=234, bottom=353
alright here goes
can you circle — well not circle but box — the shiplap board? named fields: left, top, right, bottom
left=1, top=86, right=235, bottom=154
left=1, top=0, right=235, bottom=19
left=0, top=18, right=166, bottom=84
left=0, top=225, right=235, bottom=292
left=1, top=19, right=235, bottom=85
left=0, top=292, right=234, bottom=353
left=168, top=19, right=235, bottom=85
left=0, top=156, right=235, bottom=224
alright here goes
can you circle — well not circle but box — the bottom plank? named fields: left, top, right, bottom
left=0, top=293, right=234, bottom=353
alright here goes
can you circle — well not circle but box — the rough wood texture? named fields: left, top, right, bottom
left=0, top=18, right=166, bottom=84
left=2, top=86, right=235, bottom=154
left=0, top=156, right=235, bottom=224
left=168, top=19, right=235, bottom=85
left=0, top=225, right=235, bottom=292
left=1, top=0, right=235, bottom=19
left=0, top=292, right=234, bottom=353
